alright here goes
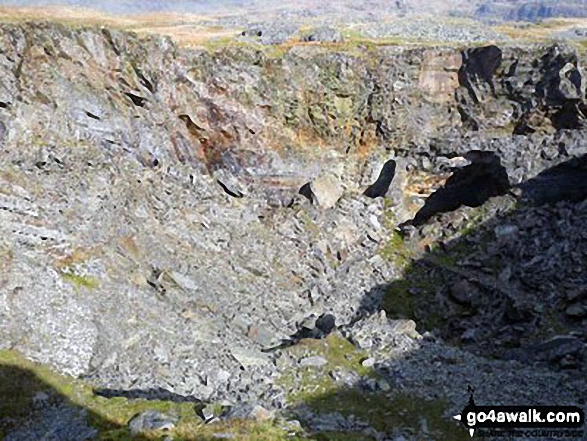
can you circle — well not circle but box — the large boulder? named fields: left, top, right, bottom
left=306, top=175, right=344, bottom=209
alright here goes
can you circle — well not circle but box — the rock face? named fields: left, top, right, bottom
left=0, top=22, right=586, bottom=437
left=458, top=45, right=503, bottom=103
left=457, top=43, right=587, bottom=136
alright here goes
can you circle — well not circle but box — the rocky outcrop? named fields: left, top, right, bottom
left=456, top=43, right=586, bottom=135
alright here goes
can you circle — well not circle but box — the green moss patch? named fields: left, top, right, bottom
left=278, top=334, right=373, bottom=404
left=277, top=336, right=467, bottom=439
left=378, top=230, right=413, bottom=270
left=61, top=272, right=100, bottom=290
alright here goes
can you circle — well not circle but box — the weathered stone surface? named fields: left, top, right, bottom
left=299, top=356, right=328, bottom=367
left=128, top=411, right=177, bottom=435
left=309, top=175, right=344, bottom=209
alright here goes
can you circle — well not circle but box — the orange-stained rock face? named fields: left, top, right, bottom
left=418, top=50, right=461, bottom=102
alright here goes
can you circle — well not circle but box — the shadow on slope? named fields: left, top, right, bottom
left=287, top=153, right=587, bottom=439
left=409, top=150, right=510, bottom=227
left=0, top=358, right=150, bottom=441
left=377, top=153, right=587, bottom=362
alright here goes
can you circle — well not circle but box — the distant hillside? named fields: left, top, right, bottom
left=0, top=0, right=586, bottom=22
left=476, top=0, right=587, bottom=21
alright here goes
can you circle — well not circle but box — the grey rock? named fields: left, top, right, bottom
left=128, top=411, right=177, bottom=435
left=566, top=304, right=587, bottom=318
left=361, top=357, right=376, bottom=368
left=248, top=405, right=275, bottom=421
left=300, top=27, right=344, bottom=43
left=533, top=336, right=586, bottom=364
left=329, top=368, right=361, bottom=387
left=197, top=404, right=217, bottom=423
left=0, top=23, right=586, bottom=433
left=230, top=347, right=271, bottom=369
left=212, top=433, right=237, bottom=439
left=310, top=175, right=344, bottom=209
left=299, top=356, right=328, bottom=367
left=377, top=378, right=391, bottom=392
left=449, top=279, right=476, bottom=306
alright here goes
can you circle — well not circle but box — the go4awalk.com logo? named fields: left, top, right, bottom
left=453, top=387, right=585, bottom=438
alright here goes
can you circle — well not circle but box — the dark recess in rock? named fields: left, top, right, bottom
left=458, top=45, right=502, bottom=102
left=536, top=47, right=582, bottom=105
left=551, top=102, right=587, bottom=130
left=178, top=114, right=205, bottom=138
left=364, top=159, right=397, bottom=198
left=410, top=150, right=510, bottom=226
left=85, top=111, right=101, bottom=120
left=262, top=313, right=337, bottom=352
left=136, top=72, right=155, bottom=94
left=299, top=182, right=314, bottom=204
left=457, top=105, right=480, bottom=131
left=0, top=120, right=6, bottom=143
left=124, top=92, right=147, bottom=107
left=217, top=179, right=244, bottom=198
left=101, top=28, right=121, bottom=56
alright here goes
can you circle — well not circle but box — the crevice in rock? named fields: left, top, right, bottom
left=101, top=28, right=121, bottom=56
left=298, top=183, right=314, bottom=204
left=364, top=159, right=396, bottom=198
left=133, top=66, right=156, bottom=94
left=457, top=105, right=480, bottom=131
left=124, top=92, right=147, bottom=107
left=458, top=45, right=502, bottom=103
left=410, top=150, right=510, bottom=226
left=217, top=180, right=244, bottom=198
left=178, top=114, right=205, bottom=138
left=551, top=102, right=586, bottom=130
left=85, top=111, right=100, bottom=120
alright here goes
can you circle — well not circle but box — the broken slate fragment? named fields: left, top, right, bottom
left=230, top=347, right=270, bottom=369
left=299, top=355, right=328, bottom=367
left=309, top=175, right=344, bottom=209
left=128, top=411, right=177, bottom=435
